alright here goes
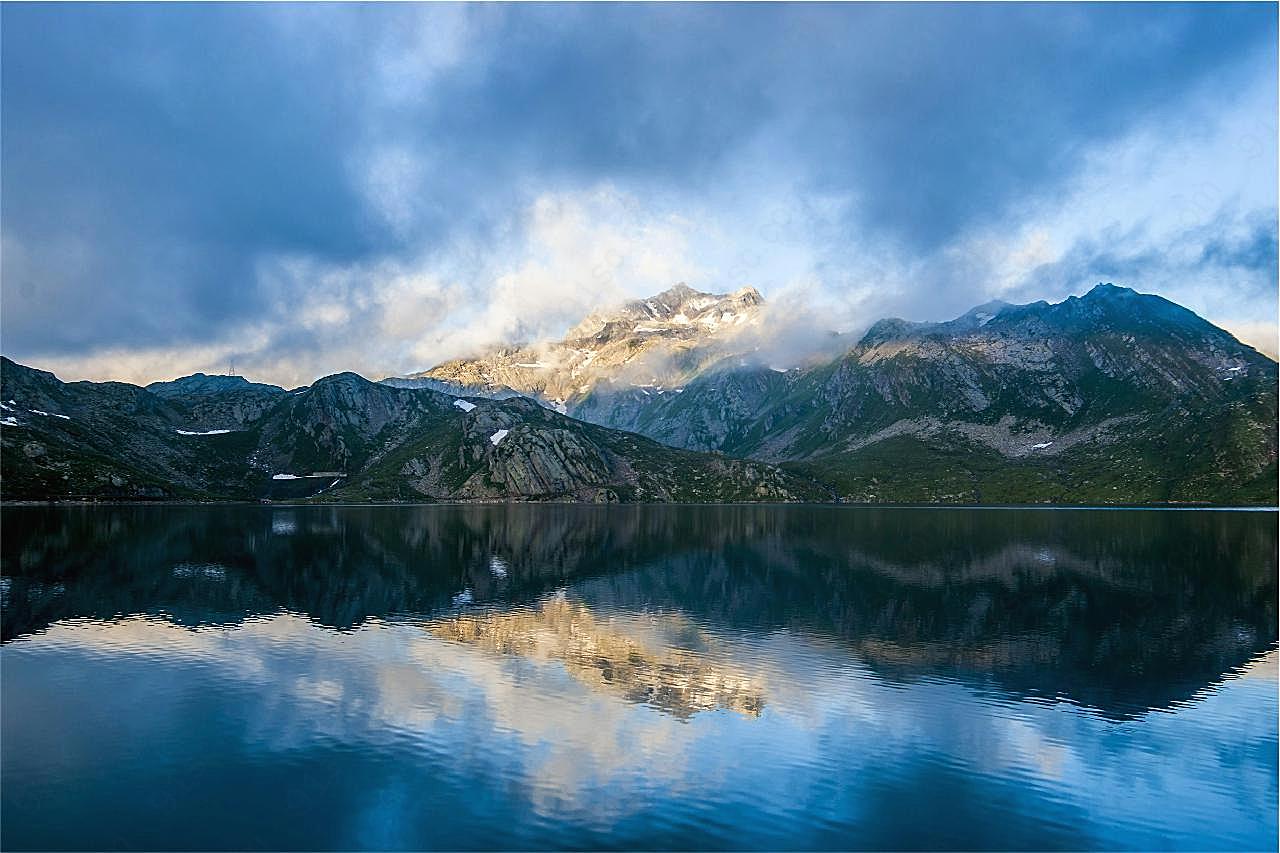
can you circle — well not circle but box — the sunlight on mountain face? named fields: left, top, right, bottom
left=399, top=284, right=773, bottom=407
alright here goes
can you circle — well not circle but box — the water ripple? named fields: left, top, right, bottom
left=1, top=505, right=1275, bottom=850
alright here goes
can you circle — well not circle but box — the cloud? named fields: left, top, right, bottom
left=24, top=187, right=715, bottom=388
left=791, top=65, right=1279, bottom=349
left=1, top=4, right=1275, bottom=385
left=21, top=611, right=1278, bottom=848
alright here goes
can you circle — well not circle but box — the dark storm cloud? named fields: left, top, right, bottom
left=1, top=2, right=1275, bottom=363
left=1009, top=210, right=1279, bottom=317
left=1, top=4, right=392, bottom=353
left=386, top=3, right=1275, bottom=246
left=1199, top=219, right=1280, bottom=273
left=791, top=3, right=1274, bottom=251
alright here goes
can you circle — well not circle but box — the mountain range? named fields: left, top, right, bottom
left=2, top=283, right=1275, bottom=504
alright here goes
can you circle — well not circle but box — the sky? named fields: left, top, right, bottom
left=2, top=3, right=1276, bottom=388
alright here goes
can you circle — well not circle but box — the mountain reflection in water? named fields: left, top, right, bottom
left=428, top=596, right=766, bottom=718
left=1, top=505, right=1276, bottom=851
left=3, top=505, right=1273, bottom=719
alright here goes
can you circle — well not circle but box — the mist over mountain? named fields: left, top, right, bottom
left=389, top=283, right=802, bottom=408
left=387, top=282, right=1278, bottom=504
left=1, top=282, right=1274, bottom=505
left=3, top=4, right=1274, bottom=392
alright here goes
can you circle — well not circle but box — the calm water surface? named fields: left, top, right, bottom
left=1, top=505, right=1276, bottom=851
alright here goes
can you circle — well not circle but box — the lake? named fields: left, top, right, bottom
left=1, top=505, right=1275, bottom=851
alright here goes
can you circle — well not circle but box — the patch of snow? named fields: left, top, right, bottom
left=489, top=556, right=509, bottom=579
left=1030, top=442, right=1053, bottom=450
left=1227, top=366, right=1243, bottom=372
left=489, top=429, right=509, bottom=446
left=453, top=399, right=477, bottom=412
left=0, top=417, right=18, bottom=427
left=974, top=312, right=993, bottom=326
left=0, top=402, right=13, bottom=412
left=674, top=388, right=685, bottom=393
left=29, top=409, right=70, bottom=420
left=634, top=326, right=664, bottom=333
left=175, top=428, right=232, bottom=436
left=272, top=474, right=300, bottom=480
left=172, top=562, right=228, bottom=580
left=769, top=366, right=789, bottom=373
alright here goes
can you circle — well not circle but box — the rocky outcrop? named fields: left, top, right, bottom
left=4, top=284, right=1274, bottom=505
left=147, top=373, right=287, bottom=429
left=392, top=283, right=767, bottom=412
left=518, top=284, right=1277, bottom=503
left=0, top=358, right=821, bottom=503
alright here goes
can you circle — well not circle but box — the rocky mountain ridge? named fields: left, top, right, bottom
left=0, top=357, right=821, bottom=503
left=2, top=283, right=1275, bottom=505
left=392, top=283, right=767, bottom=411
left=399, top=283, right=1278, bottom=504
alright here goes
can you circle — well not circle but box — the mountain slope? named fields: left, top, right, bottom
left=0, top=359, right=264, bottom=499
left=4, top=284, right=1273, bottom=505
left=0, top=358, right=823, bottom=503
left=693, top=286, right=1277, bottom=502
left=407, top=283, right=1278, bottom=504
left=147, top=373, right=289, bottom=430
left=389, top=283, right=767, bottom=411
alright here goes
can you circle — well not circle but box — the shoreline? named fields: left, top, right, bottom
left=2, top=500, right=1276, bottom=511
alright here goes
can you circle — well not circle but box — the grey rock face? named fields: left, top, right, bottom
left=3, top=283, right=1274, bottom=505
left=388, top=283, right=768, bottom=414
left=403, top=283, right=1275, bottom=503
left=570, top=284, right=1275, bottom=457
left=1, top=358, right=819, bottom=503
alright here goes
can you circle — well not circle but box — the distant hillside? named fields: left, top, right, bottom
left=4, top=283, right=1274, bottom=505
left=404, top=283, right=1278, bottom=505
left=0, top=358, right=823, bottom=503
